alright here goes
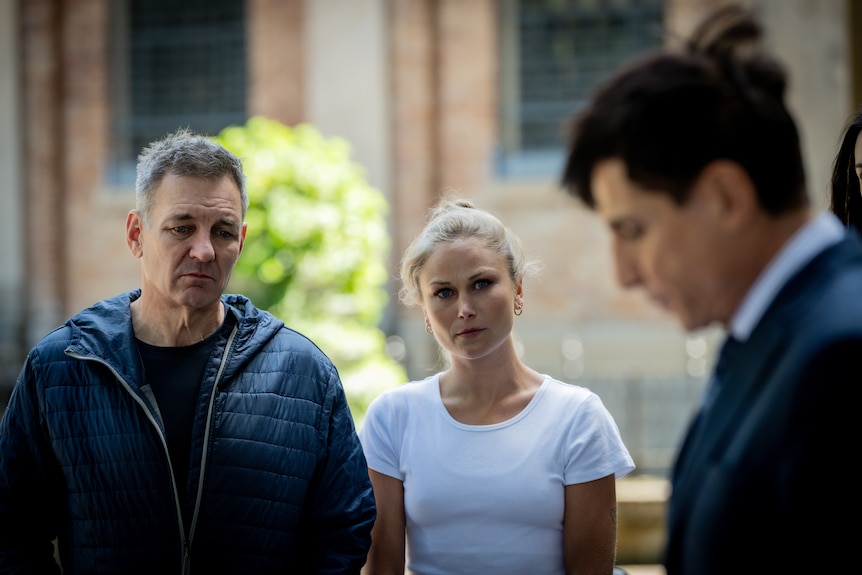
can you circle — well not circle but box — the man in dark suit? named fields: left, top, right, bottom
left=561, top=6, right=859, bottom=575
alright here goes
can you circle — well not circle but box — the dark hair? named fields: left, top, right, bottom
left=135, top=127, right=248, bottom=225
left=561, top=4, right=807, bottom=215
left=828, top=106, right=862, bottom=232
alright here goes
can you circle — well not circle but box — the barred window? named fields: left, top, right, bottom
left=109, top=0, right=247, bottom=186
left=497, top=0, right=664, bottom=178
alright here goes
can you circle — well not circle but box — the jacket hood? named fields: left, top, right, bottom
left=63, top=289, right=285, bottom=388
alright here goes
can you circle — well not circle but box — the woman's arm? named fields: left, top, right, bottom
left=361, top=469, right=406, bottom=575
left=563, top=474, right=618, bottom=575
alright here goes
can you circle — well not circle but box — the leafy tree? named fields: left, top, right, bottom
left=215, top=117, right=405, bottom=423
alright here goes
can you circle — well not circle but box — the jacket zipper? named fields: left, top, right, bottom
left=186, top=323, right=238, bottom=558
left=66, top=351, right=187, bottom=573
left=67, top=321, right=238, bottom=574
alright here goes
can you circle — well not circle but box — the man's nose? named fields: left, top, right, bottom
left=614, top=243, right=641, bottom=289
left=190, top=234, right=216, bottom=262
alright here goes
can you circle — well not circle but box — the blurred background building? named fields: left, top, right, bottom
left=0, top=0, right=859, bottom=479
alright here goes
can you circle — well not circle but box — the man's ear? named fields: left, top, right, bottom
left=699, top=160, right=757, bottom=228
left=238, top=221, right=248, bottom=255
left=126, top=210, right=144, bottom=258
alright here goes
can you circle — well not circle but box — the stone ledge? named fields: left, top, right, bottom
left=617, top=475, right=669, bottom=565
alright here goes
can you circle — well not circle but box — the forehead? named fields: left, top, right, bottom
left=151, top=173, right=243, bottom=219
left=591, top=158, right=675, bottom=222
left=423, top=237, right=503, bottom=273
left=855, top=131, right=862, bottom=164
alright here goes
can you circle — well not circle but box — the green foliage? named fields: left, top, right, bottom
left=214, top=117, right=405, bottom=423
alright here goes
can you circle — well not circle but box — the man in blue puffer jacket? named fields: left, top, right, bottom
left=0, top=129, right=376, bottom=574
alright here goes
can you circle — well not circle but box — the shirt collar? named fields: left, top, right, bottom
left=728, top=211, right=845, bottom=341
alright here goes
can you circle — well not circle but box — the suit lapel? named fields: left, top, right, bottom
left=669, top=324, right=783, bottom=529
left=669, top=235, right=859, bottom=534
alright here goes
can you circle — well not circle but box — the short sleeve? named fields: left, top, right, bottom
left=358, top=391, right=405, bottom=480
left=563, top=393, right=635, bottom=484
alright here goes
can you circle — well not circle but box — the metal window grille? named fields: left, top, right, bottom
left=109, top=0, right=247, bottom=186
left=497, top=0, right=664, bottom=178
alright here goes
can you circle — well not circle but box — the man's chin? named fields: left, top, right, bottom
left=677, top=315, right=710, bottom=333
left=177, top=288, right=223, bottom=310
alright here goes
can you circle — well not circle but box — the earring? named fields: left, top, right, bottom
left=425, top=322, right=433, bottom=335
left=514, top=303, right=523, bottom=316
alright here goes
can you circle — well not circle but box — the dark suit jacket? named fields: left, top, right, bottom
left=665, top=232, right=862, bottom=574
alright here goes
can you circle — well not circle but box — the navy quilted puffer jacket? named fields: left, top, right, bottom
left=0, top=290, right=376, bottom=574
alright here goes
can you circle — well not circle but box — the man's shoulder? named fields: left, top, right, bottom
left=270, top=324, right=328, bottom=351
left=806, top=240, right=862, bottom=324
left=775, top=236, right=862, bottom=323
left=30, top=323, right=74, bottom=357
left=248, top=322, right=338, bottom=375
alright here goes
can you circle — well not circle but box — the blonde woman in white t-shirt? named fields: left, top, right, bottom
left=359, top=196, right=635, bottom=575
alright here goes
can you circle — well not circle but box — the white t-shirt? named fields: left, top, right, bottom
left=359, top=374, right=635, bottom=575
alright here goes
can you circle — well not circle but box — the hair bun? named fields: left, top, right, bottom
left=686, top=4, right=761, bottom=61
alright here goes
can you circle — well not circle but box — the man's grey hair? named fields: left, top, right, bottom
left=135, top=127, right=248, bottom=224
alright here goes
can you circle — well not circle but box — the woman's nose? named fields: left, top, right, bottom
left=458, top=297, right=476, bottom=318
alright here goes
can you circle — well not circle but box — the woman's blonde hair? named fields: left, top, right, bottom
left=398, top=195, right=541, bottom=307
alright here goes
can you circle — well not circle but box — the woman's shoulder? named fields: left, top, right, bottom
left=541, top=375, right=598, bottom=401
left=362, top=374, right=443, bottom=435
left=368, top=373, right=440, bottom=408
left=532, top=376, right=613, bottom=420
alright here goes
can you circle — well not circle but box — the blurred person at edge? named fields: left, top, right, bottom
left=359, top=196, right=635, bottom=575
left=0, top=128, right=375, bottom=574
left=829, top=105, right=862, bottom=233
left=561, top=5, right=860, bottom=575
